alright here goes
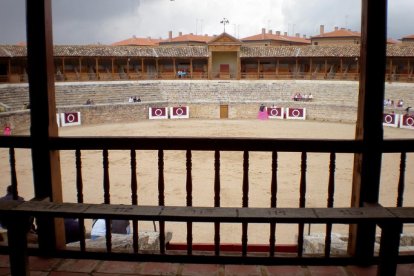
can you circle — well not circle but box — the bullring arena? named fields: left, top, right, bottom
left=1, top=79, right=414, bottom=246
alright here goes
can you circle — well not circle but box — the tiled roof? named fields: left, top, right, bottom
left=112, top=37, right=162, bottom=46
left=312, top=28, right=360, bottom=39
left=241, top=45, right=359, bottom=58
left=242, top=33, right=310, bottom=44
left=54, top=45, right=156, bottom=57
left=402, top=34, right=414, bottom=40
left=160, top=34, right=213, bottom=44
left=386, top=44, right=414, bottom=57
left=154, top=46, right=208, bottom=57
left=1, top=44, right=414, bottom=58
left=0, top=45, right=27, bottom=57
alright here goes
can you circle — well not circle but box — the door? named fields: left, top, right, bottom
left=220, top=105, right=228, bottom=119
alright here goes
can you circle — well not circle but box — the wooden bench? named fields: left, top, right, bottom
left=0, top=200, right=413, bottom=276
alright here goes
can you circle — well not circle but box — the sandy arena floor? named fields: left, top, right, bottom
left=1, top=119, right=414, bottom=244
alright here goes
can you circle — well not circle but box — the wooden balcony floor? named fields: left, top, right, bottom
left=0, top=255, right=413, bottom=275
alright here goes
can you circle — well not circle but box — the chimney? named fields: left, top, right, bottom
left=276, top=31, right=281, bottom=36
left=133, top=35, right=136, bottom=39
left=320, top=24, right=324, bottom=35
left=296, top=33, right=300, bottom=38
left=168, top=31, right=172, bottom=40
left=303, top=34, right=307, bottom=39
left=284, top=32, right=288, bottom=36
left=190, top=33, right=193, bottom=35
left=205, top=34, right=208, bottom=36
left=268, top=29, right=273, bottom=34
left=179, top=32, right=182, bottom=36
left=335, top=26, right=339, bottom=31
left=262, top=28, right=266, bottom=34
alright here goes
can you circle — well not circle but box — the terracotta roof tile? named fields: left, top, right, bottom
left=155, top=46, right=208, bottom=57
left=112, top=37, right=162, bottom=46
left=242, top=33, right=310, bottom=44
left=312, top=28, right=360, bottom=39
left=161, top=34, right=213, bottom=44
left=402, top=34, right=414, bottom=40
left=1, top=44, right=414, bottom=58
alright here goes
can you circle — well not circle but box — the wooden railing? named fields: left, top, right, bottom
left=1, top=200, right=414, bottom=276
left=1, top=135, right=414, bottom=276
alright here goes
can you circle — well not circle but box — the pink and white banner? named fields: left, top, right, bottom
left=400, top=114, right=414, bottom=130
left=149, top=107, right=168, bottom=119
left=267, top=107, right=284, bottom=119
left=383, top=113, right=399, bottom=128
left=170, top=106, right=189, bottom=119
left=286, top=108, right=306, bottom=120
left=60, top=112, right=81, bottom=127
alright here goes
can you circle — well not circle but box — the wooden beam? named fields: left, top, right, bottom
left=349, top=0, right=387, bottom=259
left=25, top=0, right=65, bottom=253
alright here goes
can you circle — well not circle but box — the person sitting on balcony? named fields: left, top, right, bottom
left=91, top=218, right=131, bottom=240
left=64, top=218, right=85, bottom=243
left=308, top=93, right=313, bottom=101
left=0, top=185, right=36, bottom=234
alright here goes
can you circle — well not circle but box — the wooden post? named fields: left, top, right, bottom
left=389, top=58, right=393, bottom=81
left=111, top=58, right=114, bottom=76
left=257, top=59, right=260, bottom=79
left=309, top=58, right=312, bottom=79
left=141, top=58, right=144, bottom=76
left=156, top=58, right=159, bottom=79
left=173, top=58, right=176, bottom=79
left=295, top=58, right=298, bottom=78
left=237, top=52, right=241, bottom=80
left=26, top=0, right=65, bottom=253
left=190, top=58, right=193, bottom=79
left=62, top=58, right=65, bottom=76
left=276, top=59, right=279, bottom=75
left=8, top=59, right=11, bottom=81
left=208, top=51, right=213, bottom=79
left=8, top=217, right=30, bottom=276
left=348, top=0, right=387, bottom=260
left=126, top=58, right=129, bottom=78
left=96, top=58, right=99, bottom=79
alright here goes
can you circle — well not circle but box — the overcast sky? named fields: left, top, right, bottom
left=0, top=0, right=413, bottom=45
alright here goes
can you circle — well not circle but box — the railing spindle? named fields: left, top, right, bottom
left=270, top=151, right=278, bottom=256
left=103, top=149, right=110, bottom=204
left=75, top=149, right=86, bottom=251
left=9, top=148, right=18, bottom=199
left=397, top=152, right=406, bottom=207
left=325, top=152, right=336, bottom=257
left=242, top=151, right=249, bottom=256
left=130, top=149, right=139, bottom=253
left=102, top=149, right=112, bottom=252
left=214, top=150, right=221, bottom=256
left=298, top=152, right=307, bottom=257
left=158, top=149, right=165, bottom=254
left=186, top=150, right=193, bottom=255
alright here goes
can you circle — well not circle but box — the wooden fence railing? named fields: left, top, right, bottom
left=1, top=135, right=414, bottom=276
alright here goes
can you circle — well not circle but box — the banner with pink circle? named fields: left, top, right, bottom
left=170, top=106, right=189, bottom=119
left=286, top=108, right=306, bottom=120
left=149, top=107, right=168, bottom=119
left=267, top=107, right=284, bottom=119
left=60, top=112, right=81, bottom=127
left=400, top=114, right=414, bottom=130
left=383, top=113, right=399, bottom=128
